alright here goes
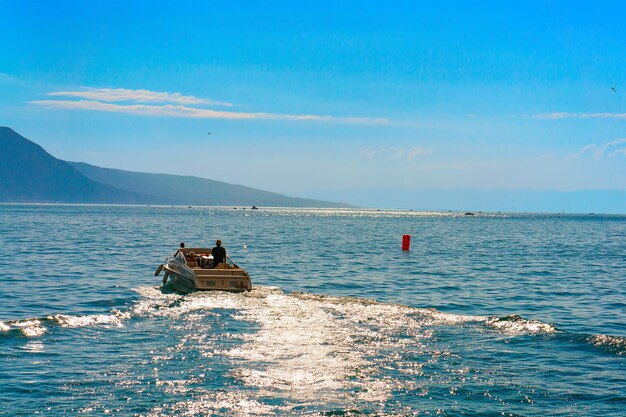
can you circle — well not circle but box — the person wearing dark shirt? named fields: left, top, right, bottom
left=211, top=239, right=226, bottom=268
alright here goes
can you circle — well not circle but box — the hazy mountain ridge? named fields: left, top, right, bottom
left=0, top=127, right=352, bottom=207
left=68, top=161, right=353, bottom=207
left=0, top=127, right=154, bottom=204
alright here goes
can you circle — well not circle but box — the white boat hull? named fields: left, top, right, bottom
left=156, top=247, right=252, bottom=293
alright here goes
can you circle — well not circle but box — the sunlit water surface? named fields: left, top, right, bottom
left=0, top=205, right=624, bottom=416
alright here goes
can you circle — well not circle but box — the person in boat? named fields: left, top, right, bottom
left=174, top=242, right=185, bottom=256
left=211, top=239, right=226, bottom=268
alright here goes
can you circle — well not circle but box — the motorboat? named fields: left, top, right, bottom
left=155, top=247, right=252, bottom=293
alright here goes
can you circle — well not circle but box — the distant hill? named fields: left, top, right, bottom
left=0, top=127, right=153, bottom=203
left=0, top=127, right=351, bottom=207
left=68, top=161, right=352, bottom=207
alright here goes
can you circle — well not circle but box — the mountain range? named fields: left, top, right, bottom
left=0, top=127, right=351, bottom=207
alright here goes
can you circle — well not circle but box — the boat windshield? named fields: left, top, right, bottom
left=167, top=251, right=238, bottom=268
left=171, top=251, right=187, bottom=265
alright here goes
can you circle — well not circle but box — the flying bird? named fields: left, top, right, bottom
left=611, top=87, right=616, bottom=92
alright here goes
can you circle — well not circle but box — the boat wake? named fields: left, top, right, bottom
left=485, top=314, right=558, bottom=334
left=587, top=333, right=626, bottom=356
left=2, top=285, right=625, bottom=415
left=0, top=311, right=128, bottom=337
left=0, top=286, right=622, bottom=356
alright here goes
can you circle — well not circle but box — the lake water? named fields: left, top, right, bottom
left=0, top=205, right=624, bottom=416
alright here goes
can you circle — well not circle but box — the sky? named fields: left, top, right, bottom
left=1, top=1, right=625, bottom=210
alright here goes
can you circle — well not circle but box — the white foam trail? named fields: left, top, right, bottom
left=14, top=319, right=47, bottom=337
left=7, top=285, right=601, bottom=416
left=229, top=292, right=366, bottom=395
left=129, top=285, right=565, bottom=410
left=413, top=307, right=488, bottom=325
left=1, top=285, right=560, bottom=347
left=141, top=287, right=425, bottom=415
left=222, top=288, right=433, bottom=403
left=486, top=315, right=557, bottom=335
left=588, top=334, right=626, bottom=355
left=51, top=311, right=129, bottom=328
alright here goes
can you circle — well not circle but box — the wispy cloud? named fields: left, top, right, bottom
left=32, top=99, right=387, bottom=124
left=570, top=138, right=626, bottom=159
left=32, top=87, right=387, bottom=124
left=535, top=112, right=626, bottom=120
left=46, top=87, right=231, bottom=106
left=359, top=146, right=432, bottom=160
left=0, top=73, right=21, bottom=85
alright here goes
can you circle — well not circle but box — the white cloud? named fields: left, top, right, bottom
left=359, top=146, right=432, bottom=160
left=406, top=146, right=431, bottom=158
left=535, top=112, right=626, bottom=120
left=570, top=138, right=626, bottom=159
left=31, top=99, right=387, bottom=124
left=46, top=87, right=230, bottom=106
left=33, top=86, right=389, bottom=124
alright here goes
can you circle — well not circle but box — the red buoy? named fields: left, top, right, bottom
left=402, top=234, right=411, bottom=251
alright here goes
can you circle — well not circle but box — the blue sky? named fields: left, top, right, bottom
left=1, top=1, right=625, bottom=209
